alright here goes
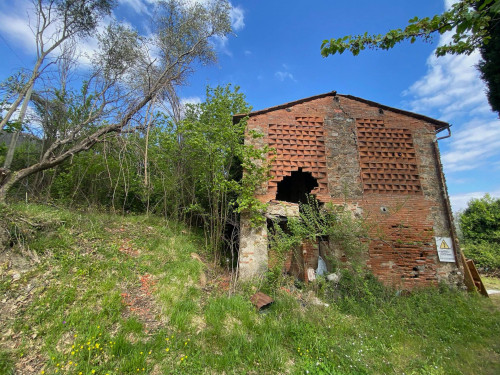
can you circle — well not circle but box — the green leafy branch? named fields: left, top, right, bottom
left=321, top=0, right=500, bottom=57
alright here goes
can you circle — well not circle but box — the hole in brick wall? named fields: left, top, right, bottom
left=412, top=266, right=420, bottom=278
left=276, top=168, right=319, bottom=204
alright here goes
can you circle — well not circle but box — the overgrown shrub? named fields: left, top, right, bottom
left=463, top=241, right=500, bottom=274
left=459, top=194, right=500, bottom=273
left=266, top=196, right=368, bottom=293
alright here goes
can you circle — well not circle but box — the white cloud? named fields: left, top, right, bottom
left=211, top=35, right=232, bottom=56
left=0, top=0, right=112, bottom=67
left=179, top=96, right=202, bottom=118
left=118, top=0, right=244, bottom=57
left=230, top=5, right=245, bottom=31
left=275, top=71, right=295, bottom=82
left=402, top=36, right=487, bottom=122
left=0, top=1, right=38, bottom=54
left=180, top=96, right=202, bottom=106
left=441, top=119, right=500, bottom=172
left=403, top=0, right=500, bottom=178
left=119, top=0, right=245, bottom=34
left=449, top=190, right=500, bottom=213
left=118, top=0, right=152, bottom=14
left=275, top=64, right=296, bottom=82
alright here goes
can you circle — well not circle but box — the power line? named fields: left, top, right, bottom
left=0, top=31, right=25, bottom=65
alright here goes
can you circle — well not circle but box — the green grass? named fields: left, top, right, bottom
left=483, top=275, right=500, bottom=290
left=1, top=204, right=499, bottom=374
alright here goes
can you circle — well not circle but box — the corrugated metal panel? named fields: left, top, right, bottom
left=250, top=292, right=274, bottom=310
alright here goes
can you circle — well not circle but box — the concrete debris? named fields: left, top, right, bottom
left=326, top=272, right=340, bottom=283
left=306, top=268, right=316, bottom=282
left=265, top=200, right=300, bottom=219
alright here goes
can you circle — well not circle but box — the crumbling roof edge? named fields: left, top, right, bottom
left=339, top=94, right=449, bottom=129
left=233, top=91, right=449, bottom=129
left=233, top=91, right=337, bottom=122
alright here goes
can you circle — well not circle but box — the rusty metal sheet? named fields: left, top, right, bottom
left=250, top=292, right=274, bottom=310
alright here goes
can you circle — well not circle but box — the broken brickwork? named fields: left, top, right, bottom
left=237, top=92, right=463, bottom=289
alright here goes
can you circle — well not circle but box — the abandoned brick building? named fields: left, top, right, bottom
left=235, top=91, right=464, bottom=289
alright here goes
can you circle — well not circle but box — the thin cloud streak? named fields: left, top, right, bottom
left=449, top=190, right=500, bottom=212
left=275, top=64, right=296, bottom=82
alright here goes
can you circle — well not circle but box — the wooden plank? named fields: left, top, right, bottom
left=466, top=259, right=489, bottom=298
left=461, top=252, right=478, bottom=294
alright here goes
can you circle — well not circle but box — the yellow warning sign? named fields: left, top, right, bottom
left=435, top=237, right=455, bottom=262
left=440, top=240, right=450, bottom=249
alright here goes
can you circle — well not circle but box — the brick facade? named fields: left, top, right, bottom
left=238, top=92, right=463, bottom=289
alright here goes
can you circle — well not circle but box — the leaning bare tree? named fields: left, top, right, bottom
left=0, top=0, right=232, bottom=203
left=0, top=0, right=114, bottom=131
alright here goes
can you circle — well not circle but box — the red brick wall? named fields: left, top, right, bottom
left=245, top=94, right=462, bottom=288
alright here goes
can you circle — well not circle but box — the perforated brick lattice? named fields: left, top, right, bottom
left=268, top=116, right=329, bottom=199
left=356, top=119, right=422, bottom=194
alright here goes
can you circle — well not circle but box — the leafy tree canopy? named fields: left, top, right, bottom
left=460, top=194, right=500, bottom=244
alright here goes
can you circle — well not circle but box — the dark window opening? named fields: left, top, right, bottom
left=276, top=168, right=318, bottom=204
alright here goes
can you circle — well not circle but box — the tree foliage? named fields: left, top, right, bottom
left=1, top=84, right=269, bottom=264
left=460, top=194, right=500, bottom=243
left=320, top=0, right=500, bottom=114
left=476, top=1, right=500, bottom=114
left=0, top=0, right=115, bottom=131
left=0, top=0, right=232, bottom=202
left=459, top=194, right=500, bottom=272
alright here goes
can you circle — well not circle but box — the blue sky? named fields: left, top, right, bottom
left=0, top=0, right=499, bottom=212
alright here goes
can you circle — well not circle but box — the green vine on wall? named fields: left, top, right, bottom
left=268, top=196, right=368, bottom=273
left=235, top=128, right=273, bottom=227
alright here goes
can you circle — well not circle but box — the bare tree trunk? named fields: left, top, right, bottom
left=3, top=85, right=34, bottom=169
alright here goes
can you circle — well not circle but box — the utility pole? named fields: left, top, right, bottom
left=3, top=84, right=33, bottom=169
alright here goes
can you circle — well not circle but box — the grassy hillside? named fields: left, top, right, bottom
left=1, top=204, right=499, bottom=375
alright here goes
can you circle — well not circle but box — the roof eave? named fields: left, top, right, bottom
left=233, top=92, right=449, bottom=130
